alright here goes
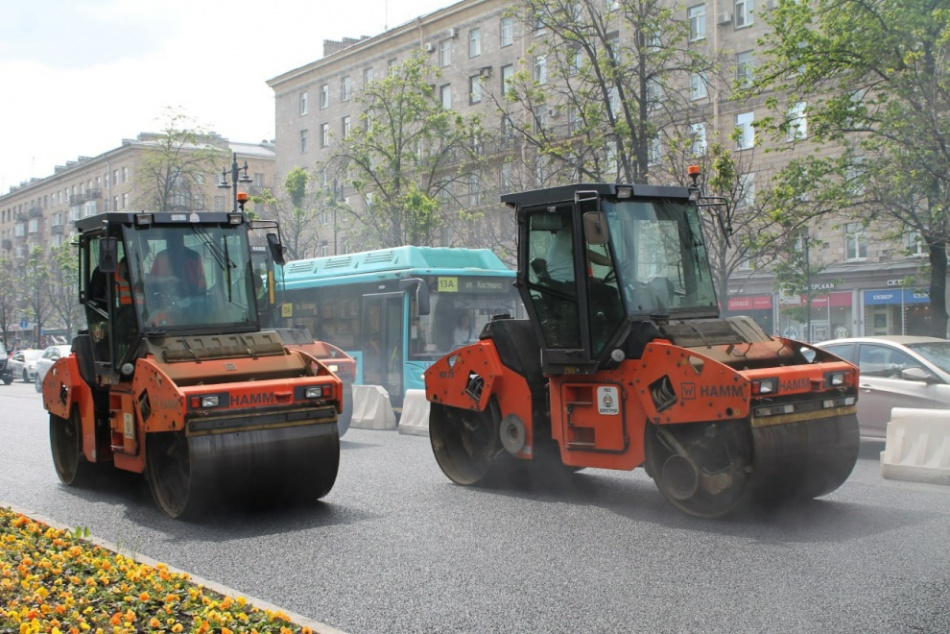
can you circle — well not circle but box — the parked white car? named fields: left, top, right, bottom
left=33, top=344, right=72, bottom=393
left=814, top=336, right=950, bottom=440
left=9, top=349, right=43, bottom=384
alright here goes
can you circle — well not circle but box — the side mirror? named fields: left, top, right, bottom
left=266, top=233, right=286, bottom=266
left=400, top=278, right=431, bottom=316
left=901, top=366, right=935, bottom=383
left=99, top=237, right=118, bottom=274
left=583, top=211, right=610, bottom=245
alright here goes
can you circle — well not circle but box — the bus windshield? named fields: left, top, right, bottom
left=123, top=223, right=258, bottom=332
left=413, top=278, right=520, bottom=359
left=604, top=198, right=718, bottom=315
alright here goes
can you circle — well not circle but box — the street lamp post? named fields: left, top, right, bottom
left=217, top=152, right=253, bottom=213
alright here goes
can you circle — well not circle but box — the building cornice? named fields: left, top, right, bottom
left=266, top=0, right=500, bottom=90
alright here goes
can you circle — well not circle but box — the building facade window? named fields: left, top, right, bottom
left=500, top=16, right=514, bottom=47
left=735, top=0, right=754, bottom=27
left=535, top=55, right=547, bottom=84
left=469, top=75, right=482, bottom=103
left=501, top=64, right=514, bottom=94
left=439, top=39, right=452, bottom=67
left=300, top=129, right=309, bottom=153
left=736, top=50, right=755, bottom=86
left=440, top=84, right=452, bottom=109
left=690, top=122, right=707, bottom=155
left=214, top=196, right=225, bottom=212
left=736, top=111, right=755, bottom=149
left=321, top=123, right=330, bottom=147
left=388, top=58, right=399, bottom=75
left=300, top=91, right=309, bottom=115
left=320, top=84, right=329, bottom=108
left=739, top=173, right=756, bottom=207
left=469, top=28, right=481, bottom=58
left=341, top=75, right=352, bottom=101
left=364, top=67, right=374, bottom=86
left=121, top=192, right=128, bottom=209
left=786, top=101, right=807, bottom=141
left=122, top=167, right=128, bottom=183
left=342, top=116, right=351, bottom=138
left=688, top=4, right=706, bottom=41
left=845, top=223, right=867, bottom=260
left=690, top=72, right=708, bottom=100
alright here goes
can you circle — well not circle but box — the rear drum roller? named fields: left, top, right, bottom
left=645, top=420, right=754, bottom=518
left=50, top=410, right=95, bottom=486
left=430, top=402, right=501, bottom=485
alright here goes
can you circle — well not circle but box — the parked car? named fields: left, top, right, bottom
left=8, top=349, right=42, bottom=384
left=0, top=342, right=11, bottom=385
left=814, top=336, right=950, bottom=440
left=33, top=344, right=73, bottom=393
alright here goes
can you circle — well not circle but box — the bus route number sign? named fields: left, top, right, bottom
left=438, top=277, right=459, bottom=292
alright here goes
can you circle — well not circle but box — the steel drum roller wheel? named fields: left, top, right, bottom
left=750, top=413, right=859, bottom=503
left=146, top=424, right=341, bottom=519
left=337, top=388, right=353, bottom=438
left=430, top=402, right=500, bottom=485
left=49, top=410, right=96, bottom=487
left=146, top=431, right=196, bottom=520
left=645, top=420, right=754, bottom=518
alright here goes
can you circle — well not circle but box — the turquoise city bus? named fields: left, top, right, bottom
left=277, top=246, right=521, bottom=410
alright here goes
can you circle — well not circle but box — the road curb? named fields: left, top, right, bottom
left=1, top=501, right=347, bottom=634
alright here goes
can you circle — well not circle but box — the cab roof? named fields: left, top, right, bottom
left=500, top=183, right=691, bottom=208
left=74, top=211, right=243, bottom=233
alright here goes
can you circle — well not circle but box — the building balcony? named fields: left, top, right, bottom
left=28, top=207, right=42, bottom=218
left=1, top=239, right=11, bottom=250
left=69, top=189, right=101, bottom=206
left=50, top=224, right=64, bottom=235
left=15, top=212, right=27, bottom=222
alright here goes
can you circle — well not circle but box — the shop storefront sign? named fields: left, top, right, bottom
left=727, top=295, right=773, bottom=311
left=863, top=289, right=930, bottom=305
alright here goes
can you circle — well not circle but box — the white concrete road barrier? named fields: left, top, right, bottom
left=881, top=407, right=950, bottom=486
left=351, top=384, right=396, bottom=430
left=399, top=389, right=430, bottom=437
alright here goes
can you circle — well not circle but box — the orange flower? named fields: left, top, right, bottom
left=138, top=592, right=149, bottom=602
left=148, top=618, right=161, bottom=628
left=220, top=596, right=233, bottom=610
left=110, top=612, right=122, bottom=626
left=124, top=609, right=136, bottom=622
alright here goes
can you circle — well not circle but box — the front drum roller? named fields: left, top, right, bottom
left=430, top=401, right=503, bottom=486
left=749, top=412, right=859, bottom=503
left=146, top=423, right=340, bottom=519
left=645, top=419, right=755, bottom=518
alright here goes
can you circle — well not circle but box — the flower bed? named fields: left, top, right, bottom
left=0, top=507, right=313, bottom=634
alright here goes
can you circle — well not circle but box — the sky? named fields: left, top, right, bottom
left=0, top=0, right=451, bottom=193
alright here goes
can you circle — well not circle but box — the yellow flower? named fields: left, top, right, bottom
left=170, top=625, right=183, bottom=633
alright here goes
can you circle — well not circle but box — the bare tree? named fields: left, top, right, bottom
left=134, top=108, right=223, bottom=212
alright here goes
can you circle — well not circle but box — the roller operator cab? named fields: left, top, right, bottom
left=42, top=211, right=342, bottom=519
left=425, top=183, right=860, bottom=518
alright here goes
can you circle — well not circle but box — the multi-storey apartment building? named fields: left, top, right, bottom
left=0, top=133, right=275, bottom=341
left=267, top=0, right=938, bottom=340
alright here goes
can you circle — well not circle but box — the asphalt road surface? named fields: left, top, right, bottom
left=2, top=380, right=949, bottom=633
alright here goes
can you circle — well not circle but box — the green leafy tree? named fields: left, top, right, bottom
left=321, top=51, right=484, bottom=249
left=250, top=167, right=326, bottom=260
left=0, top=256, right=17, bottom=347
left=772, top=229, right=830, bottom=342
left=499, top=0, right=715, bottom=184
left=134, top=108, right=223, bottom=212
left=18, top=246, right=51, bottom=348
left=45, top=243, right=84, bottom=342
left=657, top=136, right=786, bottom=307
left=753, top=0, right=950, bottom=336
